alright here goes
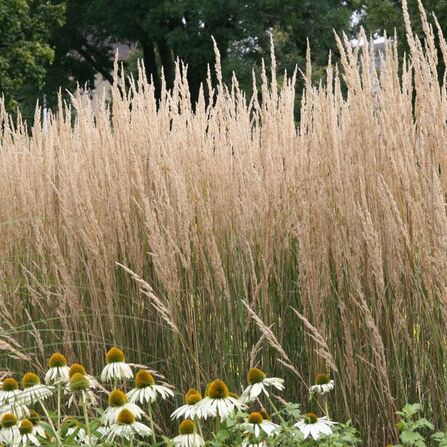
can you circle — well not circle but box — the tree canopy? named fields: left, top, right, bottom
left=0, top=0, right=65, bottom=115
left=3, top=0, right=447, bottom=118
left=355, top=0, right=447, bottom=45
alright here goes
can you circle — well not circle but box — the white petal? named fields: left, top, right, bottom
left=310, top=425, right=321, bottom=440
left=316, top=422, right=333, bottom=436
left=301, top=425, right=311, bottom=439
left=250, top=383, right=263, bottom=399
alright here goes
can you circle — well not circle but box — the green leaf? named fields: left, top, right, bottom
left=433, top=432, right=447, bottom=446
left=400, top=430, right=426, bottom=446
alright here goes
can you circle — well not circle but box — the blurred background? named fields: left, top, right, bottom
left=2, top=0, right=447, bottom=121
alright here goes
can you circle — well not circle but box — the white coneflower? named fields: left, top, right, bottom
left=127, top=370, right=174, bottom=405
left=68, top=364, right=99, bottom=389
left=18, top=419, right=40, bottom=446
left=0, top=403, right=30, bottom=421
left=101, top=347, right=133, bottom=382
left=0, top=413, right=21, bottom=446
left=28, top=411, right=46, bottom=438
left=65, top=425, right=101, bottom=445
left=294, top=413, right=336, bottom=440
left=45, top=353, right=70, bottom=384
left=309, top=373, right=335, bottom=395
left=172, top=419, right=205, bottom=447
left=240, top=368, right=284, bottom=404
left=192, top=379, right=242, bottom=421
left=66, top=426, right=88, bottom=445
left=18, top=373, right=54, bottom=405
left=67, top=373, right=98, bottom=408
left=0, top=378, right=21, bottom=406
left=102, top=389, right=145, bottom=426
left=107, top=409, right=152, bottom=441
left=171, top=389, right=202, bottom=419
left=243, top=411, right=279, bottom=437
left=0, top=378, right=29, bottom=420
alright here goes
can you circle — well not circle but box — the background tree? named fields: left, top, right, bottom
left=43, top=0, right=116, bottom=98
left=81, top=0, right=272, bottom=102
left=354, top=0, right=447, bottom=44
left=1, top=0, right=365, bottom=115
left=43, top=0, right=355, bottom=108
left=0, top=0, right=65, bottom=118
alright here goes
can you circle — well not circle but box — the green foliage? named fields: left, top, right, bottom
left=433, top=431, right=447, bottom=446
left=316, top=422, right=360, bottom=447
left=196, top=403, right=361, bottom=447
left=395, top=404, right=435, bottom=447
left=354, top=0, right=447, bottom=47
left=4, top=0, right=447, bottom=121
left=0, top=0, right=65, bottom=116
left=11, top=0, right=356, bottom=110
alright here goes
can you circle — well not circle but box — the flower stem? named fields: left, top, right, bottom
left=324, top=396, right=330, bottom=419
left=56, top=383, right=61, bottom=431
left=81, top=391, right=92, bottom=444
left=147, top=401, right=157, bottom=445
left=215, top=414, right=221, bottom=434
left=266, top=394, right=286, bottom=423
left=194, top=417, right=204, bottom=439
left=39, top=399, right=62, bottom=447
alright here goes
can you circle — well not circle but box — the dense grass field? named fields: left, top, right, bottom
left=1, top=6, right=447, bottom=444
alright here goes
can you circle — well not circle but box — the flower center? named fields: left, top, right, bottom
left=247, top=368, right=266, bottom=385
left=304, top=413, right=318, bottom=424
left=185, top=388, right=201, bottom=400
left=179, top=419, right=194, bottom=435
left=106, top=347, right=125, bottom=364
left=315, top=373, right=330, bottom=385
left=48, top=352, right=67, bottom=368
left=248, top=412, right=263, bottom=425
left=228, top=391, right=239, bottom=399
left=70, top=373, right=89, bottom=391
left=1, top=413, right=17, bottom=428
left=22, top=372, right=40, bottom=388
left=19, top=420, right=34, bottom=435
left=69, top=363, right=87, bottom=378
left=185, top=392, right=202, bottom=405
left=135, top=370, right=155, bottom=388
left=207, top=379, right=229, bottom=399
left=28, top=410, right=40, bottom=425
left=2, top=378, right=19, bottom=391
left=108, top=389, right=128, bottom=407
left=117, top=409, right=136, bottom=425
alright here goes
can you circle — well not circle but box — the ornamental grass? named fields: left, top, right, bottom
left=0, top=2, right=447, bottom=444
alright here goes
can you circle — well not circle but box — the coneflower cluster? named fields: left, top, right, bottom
left=0, top=347, right=172, bottom=446
left=0, top=350, right=340, bottom=446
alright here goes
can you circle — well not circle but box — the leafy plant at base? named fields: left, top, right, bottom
left=395, top=404, right=434, bottom=447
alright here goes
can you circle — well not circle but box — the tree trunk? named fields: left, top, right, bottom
left=142, top=41, right=161, bottom=101
left=157, top=38, right=176, bottom=91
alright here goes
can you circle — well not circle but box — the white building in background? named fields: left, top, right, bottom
left=83, top=43, right=137, bottom=111
left=372, top=38, right=387, bottom=70
left=42, top=43, right=136, bottom=128
left=352, top=36, right=389, bottom=71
